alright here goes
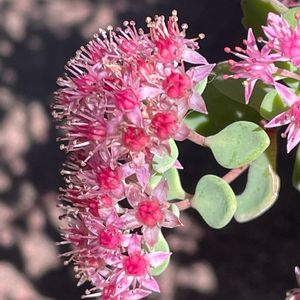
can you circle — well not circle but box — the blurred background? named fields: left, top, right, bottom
left=0, top=0, right=300, bottom=299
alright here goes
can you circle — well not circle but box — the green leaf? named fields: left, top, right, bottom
left=195, top=77, right=208, bottom=95
left=283, top=7, right=300, bottom=27
left=192, top=175, right=237, bottom=229
left=241, top=0, right=287, bottom=35
left=206, top=121, right=270, bottom=169
left=163, top=168, right=185, bottom=200
left=150, top=231, right=170, bottom=276
left=234, top=151, right=280, bottom=223
left=212, top=62, right=269, bottom=111
left=185, top=82, right=261, bottom=137
left=260, top=89, right=288, bottom=120
left=149, top=173, right=163, bottom=190
left=292, top=145, right=300, bottom=192
left=152, top=139, right=178, bottom=173
left=171, top=203, right=180, bottom=218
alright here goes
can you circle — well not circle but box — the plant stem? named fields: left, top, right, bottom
left=187, top=130, right=207, bottom=147
left=275, top=68, right=300, bottom=81
left=175, top=165, right=249, bottom=211
left=222, top=164, right=249, bottom=184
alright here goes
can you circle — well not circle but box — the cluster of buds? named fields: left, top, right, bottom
left=53, top=11, right=214, bottom=299
left=225, top=12, right=300, bottom=152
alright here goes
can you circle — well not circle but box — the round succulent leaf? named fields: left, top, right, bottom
left=212, top=62, right=269, bottom=111
left=195, top=77, right=208, bottom=95
left=163, top=168, right=185, bottom=200
left=150, top=231, right=170, bottom=276
left=260, top=89, right=288, bottom=120
left=152, top=139, right=179, bottom=173
left=292, top=145, right=300, bottom=192
left=283, top=7, right=300, bottom=27
left=206, top=121, right=270, bottom=169
left=241, top=0, right=287, bottom=36
left=235, top=152, right=280, bottom=223
left=192, top=175, right=237, bottom=229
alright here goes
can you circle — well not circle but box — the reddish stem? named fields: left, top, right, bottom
left=175, top=165, right=249, bottom=211
left=187, top=130, right=207, bottom=146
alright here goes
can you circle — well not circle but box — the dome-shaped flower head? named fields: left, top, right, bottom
left=54, top=11, right=213, bottom=300
left=265, top=82, right=300, bottom=152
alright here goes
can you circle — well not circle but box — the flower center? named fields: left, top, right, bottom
left=156, top=38, right=181, bottom=63
left=136, top=199, right=164, bottom=227
left=151, top=111, right=177, bottom=139
left=97, top=168, right=121, bottom=190
left=87, top=199, right=99, bottom=217
left=123, top=254, right=148, bottom=276
left=98, top=227, right=121, bottom=249
left=115, top=88, right=138, bottom=111
left=163, top=71, right=191, bottom=99
left=122, top=127, right=150, bottom=151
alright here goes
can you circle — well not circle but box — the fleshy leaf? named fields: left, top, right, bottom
left=235, top=151, right=280, bottom=223
left=292, top=145, right=300, bottom=192
left=206, top=121, right=270, bottom=169
left=260, top=89, right=288, bottom=120
left=163, top=168, right=185, bottom=201
left=184, top=82, right=261, bottom=137
left=150, top=231, right=170, bottom=276
left=152, top=139, right=179, bottom=173
left=192, top=175, right=237, bottom=229
left=241, top=0, right=287, bottom=35
left=194, top=77, right=208, bottom=95
left=283, top=7, right=300, bottom=28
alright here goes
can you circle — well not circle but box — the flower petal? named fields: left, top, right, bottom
left=143, top=226, right=160, bottom=247
left=265, top=111, right=290, bottom=128
left=141, top=276, right=160, bottom=292
left=275, top=82, right=299, bottom=107
left=188, top=91, right=208, bottom=114
left=152, top=179, right=168, bottom=201
left=146, top=251, right=171, bottom=268
left=182, top=47, right=208, bottom=64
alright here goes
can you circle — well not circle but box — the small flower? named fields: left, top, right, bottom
left=224, top=28, right=278, bottom=103
left=265, top=82, right=300, bottom=152
left=286, top=267, right=300, bottom=300
left=122, top=181, right=181, bottom=247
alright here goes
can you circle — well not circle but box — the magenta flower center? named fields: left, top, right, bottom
left=100, top=194, right=113, bottom=207
left=123, top=254, right=149, bottom=276
left=98, top=227, right=121, bottom=249
left=122, top=127, right=150, bottom=151
left=87, top=199, right=99, bottom=217
left=137, top=199, right=164, bottom=227
left=115, top=88, right=138, bottom=111
left=97, top=168, right=121, bottom=190
left=156, top=38, right=181, bottom=63
left=102, top=283, right=116, bottom=300
left=151, top=111, right=177, bottom=139
left=163, top=71, right=191, bottom=99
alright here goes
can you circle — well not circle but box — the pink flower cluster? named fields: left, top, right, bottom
left=225, top=12, right=300, bottom=152
left=53, top=11, right=214, bottom=299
